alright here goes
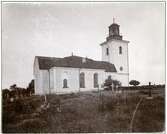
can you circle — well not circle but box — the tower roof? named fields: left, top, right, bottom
left=107, top=21, right=122, bottom=41
left=109, top=23, right=120, bottom=28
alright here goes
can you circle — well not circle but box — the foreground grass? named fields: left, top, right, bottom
left=2, top=90, right=164, bottom=133
left=133, top=96, right=165, bottom=132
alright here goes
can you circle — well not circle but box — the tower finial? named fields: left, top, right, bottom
left=113, top=17, right=115, bottom=23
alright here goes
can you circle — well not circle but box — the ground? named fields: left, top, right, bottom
left=2, top=88, right=164, bottom=133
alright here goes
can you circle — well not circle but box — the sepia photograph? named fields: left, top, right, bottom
left=2, top=1, right=165, bottom=133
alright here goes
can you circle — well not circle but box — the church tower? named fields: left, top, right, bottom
left=100, top=20, right=129, bottom=85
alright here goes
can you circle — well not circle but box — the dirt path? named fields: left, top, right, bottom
left=129, top=97, right=143, bottom=132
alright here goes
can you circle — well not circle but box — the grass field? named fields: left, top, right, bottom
left=2, top=89, right=165, bottom=133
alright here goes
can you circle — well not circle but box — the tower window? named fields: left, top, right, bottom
left=119, top=46, right=122, bottom=54
left=106, top=48, right=109, bottom=55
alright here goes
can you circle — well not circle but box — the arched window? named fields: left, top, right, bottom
left=80, top=72, right=85, bottom=88
left=119, top=46, right=122, bottom=54
left=120, top=66, right=123, bottom=71
left=63, top=79, right=68, bottom=88
left=94, top=73, right=98, bottom=88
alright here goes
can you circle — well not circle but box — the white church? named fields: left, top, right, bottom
left=33, top=21, right=129, bottom=94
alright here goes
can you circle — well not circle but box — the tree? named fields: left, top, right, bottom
left=112, top=80, right=121, bottom=90
left=27, top=79, right=34, bottom=89
left=10, top=84, right=17, bottom=90
left=27, top=79, right=34, bottom=95
left=2, top=89, right=10, bottom=100
left=113, top=80, right=121, bottom=87
left=104, top=76, right=113, bottom=90
left=129, top=80, right=140, bottom=86
left=104, top=76, right=121, bottom=90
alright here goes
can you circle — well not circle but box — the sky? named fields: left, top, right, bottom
left=2, top=2, right=165, bottom=89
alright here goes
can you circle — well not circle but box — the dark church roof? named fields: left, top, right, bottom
left=36, top=55, right=117, bottom=72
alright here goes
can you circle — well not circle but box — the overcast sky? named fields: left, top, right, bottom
left=2, top=2, right=165, bottom=89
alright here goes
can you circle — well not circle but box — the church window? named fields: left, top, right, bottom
left=106, top=48, right=109, bottom=55
left=94, top=73, right=98, bottom=88
left=120, top=66, right=123, bottom=71
left=119, top=46, right=122, bottom=54
left=80, top=72, right=85, bottom=88
left=63, top=79, right=68, bottom=88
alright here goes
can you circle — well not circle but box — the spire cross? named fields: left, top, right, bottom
left=113, top=17, right=115, bottom=23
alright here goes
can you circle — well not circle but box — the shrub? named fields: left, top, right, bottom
left=2, top=89, right=10, bottom=100
left=104, top=77, right=121, bottom=90
left=129, top=80, right=140, bottom=86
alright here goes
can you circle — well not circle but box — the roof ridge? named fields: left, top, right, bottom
left=36, top=56, right=62, bottom=59
left=63, top=55, right=94, bottom=61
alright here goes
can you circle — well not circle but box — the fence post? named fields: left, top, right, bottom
left=149, top=82, right=152, bottom=97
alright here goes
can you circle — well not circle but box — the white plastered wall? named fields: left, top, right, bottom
left=33, top=57, right=50, bottom=95
left=101, top=39, right=129, bottom=86
left=34, top=57, right=129, bottom=95
left=51, top=67, right=80, bottom=94
left=79, top=68, right=105, bottom=92
left=33, top=57, right=43, bottom=95
left=101, top=39, right=129, bottom=74
left=50, top=67, right=106, bottom=94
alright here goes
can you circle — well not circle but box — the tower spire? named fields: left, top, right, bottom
left=113, top=17, right=115, bottom=23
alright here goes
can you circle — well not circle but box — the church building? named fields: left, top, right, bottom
left=33, top=22, right=129, bottom=94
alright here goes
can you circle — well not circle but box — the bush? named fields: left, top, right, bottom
left=129, top=80, right=140, bottom=86
left=104, top=77, right=121, bottom=90
left=2, top=89, right=10, bottom=100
